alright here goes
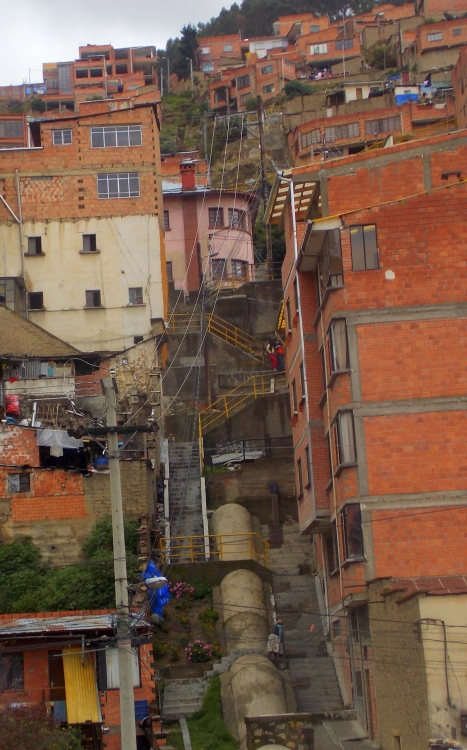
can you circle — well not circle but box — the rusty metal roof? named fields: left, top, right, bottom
left=0, top=613, right=149, bottom=636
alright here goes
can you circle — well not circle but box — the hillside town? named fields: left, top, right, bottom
left=1, top=0, right=467, bottom=749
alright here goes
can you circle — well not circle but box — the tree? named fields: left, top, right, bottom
left=172, top=25, right=199, bottom=79
left=284, top=80, right=316, bottom=99
left=0, top=704, right=81, bottom=750
left=364, top=41, right=398, bottom=70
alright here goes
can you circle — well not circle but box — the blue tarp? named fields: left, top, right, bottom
left=395, top=92, right=419, bottom=105
left=141, top=559, right=171, bottom=617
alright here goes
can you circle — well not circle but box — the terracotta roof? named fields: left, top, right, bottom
left=386, top=576, right=467, bottom=601
left=0, top=306, right=80, bottom=359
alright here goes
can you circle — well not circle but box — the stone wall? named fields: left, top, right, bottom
left=245, top=714, right=314, bottom=750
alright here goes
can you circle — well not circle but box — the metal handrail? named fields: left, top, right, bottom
left=158, top=532, right=270, bottom=567
left=206, top=313, right=264, bottom=360
left=198, top=373, right=287, bottom=435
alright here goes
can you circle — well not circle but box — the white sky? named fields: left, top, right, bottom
left=0, top=0, right=225, bottom=85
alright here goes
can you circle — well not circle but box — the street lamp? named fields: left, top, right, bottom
left=186, top=57, right=194, bottom=96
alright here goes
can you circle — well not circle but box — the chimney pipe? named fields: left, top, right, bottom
left=180, top=159, right=196, bottom=190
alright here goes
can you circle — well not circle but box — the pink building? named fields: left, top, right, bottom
left=163, top=161, right=258, bottom=293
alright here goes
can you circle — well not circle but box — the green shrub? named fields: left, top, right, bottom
left=200, top=608, right=219, bottom=626
left=192, top=579, right=213, bottom=600
left=153, top=640, right=168, bottom=659
left=284, top=80, right=316, bottom=99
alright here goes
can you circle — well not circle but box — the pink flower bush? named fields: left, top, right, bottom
left=169, top=582, right=195, bottom=600
left=185, top=640, right=215, bottom=663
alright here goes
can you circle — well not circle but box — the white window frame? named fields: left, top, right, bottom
left=91, top=125, right=142, bottom=148
left=200, top=47, right=211, bottom=55
left=128, top=287, right=144, bottom=305
left=427, top=32, right=443, bottom=41
left=311, top=43, right=328, bottom=55
left=97, top=172, right=140, bottom=199
left=105, top=647, right=141, bottom=689
left=223, top=44, right=233, bottom=52
left=53, top=129, right=72, bottom=145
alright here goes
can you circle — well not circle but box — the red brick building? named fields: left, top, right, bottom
left=266, top=129, right=467, bottom=747
left=452, top=44, right=467, bottom=126
left=0, top=611, right=161, bottom=750
left=0, top=114, right=28, bottom=148
left=198, top=34, right=245, bottom=75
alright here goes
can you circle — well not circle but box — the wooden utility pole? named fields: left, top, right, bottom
left=103, top=378, right=138, bottom=750
left=257, top=95, right=273, bottom=276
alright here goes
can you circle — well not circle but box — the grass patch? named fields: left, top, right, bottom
left=166, top=677, right=238, bottom=750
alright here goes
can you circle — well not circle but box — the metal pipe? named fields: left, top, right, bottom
left=14, top=169, right=26, bottom=318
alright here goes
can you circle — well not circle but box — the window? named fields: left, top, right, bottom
left=224, top=44, right=233, bottom=52
left=53, top=129, right=72, bottom=145
left=343, top=503, right=364, bottom=559
left=164, top=210, right=170, bottom=230
left=334, top=410, right=357, bottom=466
left=97, top=172, right=140, bottom=199
left=76, top=68, right=89, bottom=78
left=232, top=259, right=247, bottom=279
left=200, top=47, right=211, bottom=55
left=325, top=123, right=359, bottom=141
left=365, top=115, right=400, bottom=135
left=237, top=74, right=250, bottom=89
left=311, top=43, right=328, bottom=55
left=329, top=319, right=349, bottom=372
left=286, top=298, right=292, bottom=332
left=301, top=128, right=321, bottom=150
left=332, top=619, right=341, bottom=638
left=261, top=64, right=274, bottom=75
left=115, top=48, right=129, bottom=59
left=28, top=292, right=44, bottom=310
left=310, top=24, right=320, bottom=32
left=325, top=522, right=339, bottom=574
left=27, top=236, right=43, bottom=255
left=336, top=38, right=354, bottom=50
left=90, top=68, right=103, bottom=78
left=305, top=445, right=312, bottom=487
left=208, top=207, right=224, bottom=227
left=82, top=234, right=97, bottom=253
left=453, top=28, right=462, bottom=36
left=355, top=670, right=364, bottom=698
left=263, top=83, right=275, bottom=95
left=299, top=363, right=306, bottom=401
left=8, top=474, right=30, bottom=492
left=105, top=647, right=140, bottom=689
left=291, top=379, right=298, bottom=413
left=134, top=335, right=144, bottom=344
left=129, top=287, right=143, bottom=305
left=91, top=125, right=142, bottom=148
left=202, top=62, right=215, bottom=72
left=212, top=258, right=226, bottom=279
left=297, top=457, right=303, bottom=496
left=350, top=225, right=379, bottom=271
left=0, top=121, right=23, bottom=138
left=0, top=653, right=24, bottom=690
left=317, top=229, right=343, bottom=299
left=427, top=32, right=443, bottom=41
left=166, top=261, right=173, bottom=281
left=228, top=208, right=247, bottom=229
left=293, top=278, right=298, bottom=315
left=85, top=289, right=102, bottom=308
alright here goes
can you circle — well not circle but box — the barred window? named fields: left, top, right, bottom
left=325, top=122, right=359, bottom=141
left=91, top=125, right=142, bottom=148
left=365, top=116, right=401, bottom=135
left=301, top=129, right=321, bottom=150
left=53, top=129, right=72, bottom=145
left=336, top=38, right=354, bottom=50
left=237, top=74, right=250, bottom=89
left=97, top=172, right=140, bottom=199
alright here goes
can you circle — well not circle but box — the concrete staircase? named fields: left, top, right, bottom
left=263, top=522, right=344, bottom=713
left=167, top=442, right=204, bottom=560
left=162, top=677, right=207, bottom=721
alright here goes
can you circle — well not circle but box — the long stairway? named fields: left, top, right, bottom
left=263, top=521, right=344, bottom=713
left=167, top=442, right=204, bottom=561
left=168, top=311, right=265, bottom=364
left=162, top=677, right=208, bottom=722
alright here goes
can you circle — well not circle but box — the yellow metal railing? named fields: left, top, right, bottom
left=159, top=532, right=269, bottom=567
left=198, top=372, right=287, bottom=435
left=206, top=313, right=264, bottom=361
left=167, top=311, right=264, bottom=362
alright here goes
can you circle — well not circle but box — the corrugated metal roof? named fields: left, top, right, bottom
left=0, top=613, right=149, bottom=635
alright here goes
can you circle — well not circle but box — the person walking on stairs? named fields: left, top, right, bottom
left=267, top=619, right=284, bottom=659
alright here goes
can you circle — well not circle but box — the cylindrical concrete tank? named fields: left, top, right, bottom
left=212, top=504, right=254, bottom=561
left=230, top=655, right=287, bottom=745
left=221, top=569, right=269, bottom=651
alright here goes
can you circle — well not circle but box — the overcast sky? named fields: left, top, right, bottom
left=0, top=0, right=225, bottom=86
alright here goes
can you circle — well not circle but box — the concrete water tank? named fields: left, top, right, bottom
left=230, top=654, right=287, bottom=744
left=211, top=503, right=254, bottom=561
left=220, top=569, right=269, bottom=651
